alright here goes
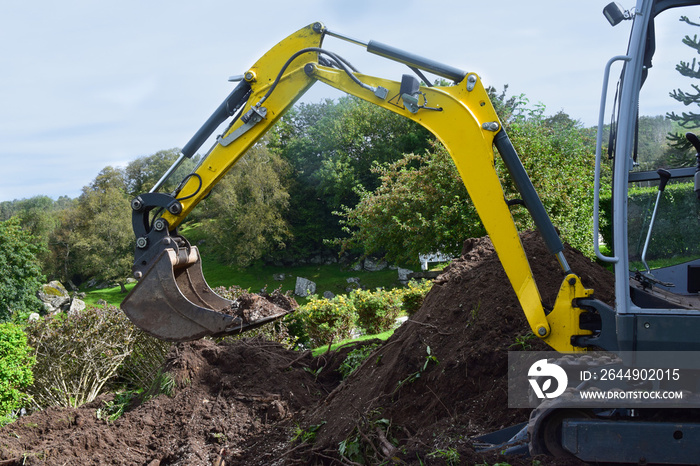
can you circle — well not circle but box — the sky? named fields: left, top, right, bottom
left=1, top=1, right=699, bottom=202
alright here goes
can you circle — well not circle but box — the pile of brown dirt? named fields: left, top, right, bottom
left=290, top=230, right=614, bottom=464
left=0, top=231, right=614, bottom=465
left=0, top=338, right=327, bottom=465
left=220, top=288, right=298, bottom=323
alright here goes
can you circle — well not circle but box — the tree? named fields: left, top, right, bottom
left=338, top=94, right=601, bottom=265
left=49, top=167, right=133, bottom=291
left=501, top=110, right=600, bottom=256
left=124, top=148, right=199, bottom=198
left=75, top=169, right=133, bottom=291
left=201, top=141, right=291, bottom=267
left=338, top=143, right=480, bottom=265
left=48, top=205, right=80, bottom=283
left=0, top=217, right=45, bottom=320
left=269, top=96, right=432, bottom=259
left=667, top=15, right=700, bottom=152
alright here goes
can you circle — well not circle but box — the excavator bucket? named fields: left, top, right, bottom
left=121, top=246, right=292, bottom=341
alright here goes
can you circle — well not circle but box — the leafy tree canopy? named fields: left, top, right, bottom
left=338, top=90, right=602, bottom=265
left=0, top=217, right=45, bottom=320
left=269, top=95, right=433, bottom=258
left=201, top=140, right=291, bottom=267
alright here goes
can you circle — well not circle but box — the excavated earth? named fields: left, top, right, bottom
left=0, top=231, right=614, bottom=465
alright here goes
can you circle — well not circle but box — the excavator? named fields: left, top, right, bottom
left=121, top=0, right=700, bottom=462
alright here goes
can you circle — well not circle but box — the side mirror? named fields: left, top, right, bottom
left=603, top=2, right=630, bottom=27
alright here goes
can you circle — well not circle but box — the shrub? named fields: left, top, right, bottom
left=0, top=323, right=35, bottom=425
left=296, top=294, right=356, bottom=348
left=352, top=288, right=402, bottom=335
left=25, top=305, right=137, bottom=408
left=600, top=181, right=700, bottom=262
left=398, top=279, right=433, bottom=316
left=114, top=329, right=171, bottom=392
left=338, top=343, right=380, bottom=379
left=0, top=218, right=45, bottom=321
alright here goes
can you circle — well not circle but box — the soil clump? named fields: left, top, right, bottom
left=0, top=232, right=613, bottom=465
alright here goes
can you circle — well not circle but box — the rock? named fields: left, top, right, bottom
left=398, top=267, right=414, bottom=282
left=310, top=255, right=325, bottom=265
left=351, top=261, right=363, bottom=272
left=37, top=281, right=70, bottom=312
left=68, top=298, right=86, bottom=315
left=28, top=313, right=40, bottom=322
left=363, top=257, right=387, bottom=272
left=41, top=280, right=69, bottom=297
left=96, top=299, right=108, bottom=306
left=96, top=281, right=116, bottom=290
left=87, top=278, right=98, bottom=288
left=346, top=277, right=361, bottom=284
left=294, top=277, right=316, bottom=297
left=323, top=291, right=335, bottom=299
left=273, top=273, right=286, bottom=281
left=126, top=277, right=137, bottom=284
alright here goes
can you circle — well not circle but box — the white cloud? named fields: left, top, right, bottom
left=1, top=0, right=699, bottom=201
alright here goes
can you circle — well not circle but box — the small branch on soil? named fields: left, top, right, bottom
left=356, top=421, right=382, bottom=460
left=407, top=320, right=455, bottom=335
left=231, top=392, right=280, bottom=403
left=317, top=450, right=357, bottom=465
left=279, top=350, right=312, bottom=370
left=426, top=385, right=455, bottom=420
left=375, top=427, right=398, bottom=457
left=0, top=458, right=21, bottom=465
left=338, top=453, right=364, bottom=466
left=278, top=440, right=313, bottom=458
left=212, top=447, right=226, bottom=466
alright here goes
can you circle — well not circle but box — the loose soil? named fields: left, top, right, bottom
left=0, top=231, right=613, bottom=465
left=221, top=289, right=298, bottom=323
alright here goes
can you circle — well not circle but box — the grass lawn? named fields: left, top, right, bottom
left=85, top=251, right=406, bottom=307
left=311, top=328, right=395, bottom=356
left=83, top=283, right=135, bottom=306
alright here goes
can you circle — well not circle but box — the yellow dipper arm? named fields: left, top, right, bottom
left=130, top=22, right=592, bottom=349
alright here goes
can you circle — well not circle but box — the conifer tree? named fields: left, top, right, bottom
left=668, top=16, right=700, bottom=151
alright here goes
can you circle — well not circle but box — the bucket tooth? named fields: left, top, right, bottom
left=121, top=247, right=289, bottom=341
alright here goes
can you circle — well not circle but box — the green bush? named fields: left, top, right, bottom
left=25, top=306, right=137, bottom=408
left=352, top=288, right=402, bottom=335
left=0, top=217, right=45, bottom=321
left=114, top=329, right=171, bottom=392
left=398, top=279, right=433, bottom=316
left=296, top=294, right=356, bottom=348
left=0, top=323, right=35, bottom=425
left=600, top=181, right=700, bottom=262
left=338, top=343, right=380, bottom=379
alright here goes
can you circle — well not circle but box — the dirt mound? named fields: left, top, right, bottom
left=0, top=338, right=324, bottom=465
left=221, top=289, right=298, bottom=322
left=291, top=230, right=613, bottom=464
left=0, top=232, right=613, bottom=465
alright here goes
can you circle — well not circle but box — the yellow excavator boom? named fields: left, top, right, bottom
left=122, top=22, right=592, bottom=351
